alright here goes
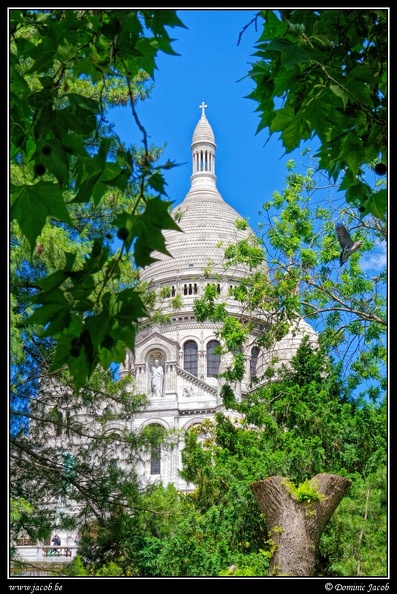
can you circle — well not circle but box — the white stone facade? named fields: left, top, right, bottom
left=16, top=106, right=317, bottom=567
left=119, top=104, right=317, bottom=492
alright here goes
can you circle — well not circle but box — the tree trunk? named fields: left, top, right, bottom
left=250, top=473, right=351, bottom=576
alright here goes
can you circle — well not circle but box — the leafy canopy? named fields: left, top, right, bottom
left=176, top=338, right=387, bottom=576
left=194, top=155, right=386, bottom=403
left=9, top=9, right=186, bottom=389
left=245, top=9, right=388, bottom=221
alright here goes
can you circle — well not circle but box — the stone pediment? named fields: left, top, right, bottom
left=136, top=330, right=179, bottom=350
left=176, top=365, right=217, bottom=396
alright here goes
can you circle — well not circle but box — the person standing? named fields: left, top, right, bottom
left=50, top=533, right=61, bottom=556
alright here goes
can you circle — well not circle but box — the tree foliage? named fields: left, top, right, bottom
left=9, top=9, right=388, bottom=578
left=10, top=368, right=158, bottom=549
left=175, top=338, right=387, bottom=576
left=244, top=9, right=388, bottom=221
left=25, top=338, right=384, bottom=577
left=10, top=9, right=185, bottom=390
left=194, top=156, right=386, bottom=401
left=9, top=9, right=188, bottom=567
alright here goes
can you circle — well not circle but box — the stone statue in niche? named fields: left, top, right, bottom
left=151, top=359, right=164, bottom=397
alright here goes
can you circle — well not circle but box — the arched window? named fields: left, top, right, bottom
left=184, top=340, right=198, bottom=376
left=151, top=444, right=161, bottom=475
left=250, top=346, right=260, bottom=379
left=207, top=340, right=221, bottom=377
left=142, top=424, right=165, bottom=475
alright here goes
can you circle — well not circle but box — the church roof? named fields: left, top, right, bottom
left=191, top=110, right=216, bottom=146
left=140, top=103, right=260, bottom=285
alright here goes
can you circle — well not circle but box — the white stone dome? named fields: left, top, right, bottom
left=140, top=105, right=259, bottom=286
left=140, top=186, right=256, bottom=285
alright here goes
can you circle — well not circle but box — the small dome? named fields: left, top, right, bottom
left=191, top=115, right=216, bottom=147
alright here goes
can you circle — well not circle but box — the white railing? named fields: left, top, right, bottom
left=14, top=545, right=79, bottom=563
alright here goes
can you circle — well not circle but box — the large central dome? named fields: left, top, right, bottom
left=140, top=104, right=259, bottom=286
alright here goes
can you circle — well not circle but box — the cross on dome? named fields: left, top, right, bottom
left=199, top=101, right=207, bottom=117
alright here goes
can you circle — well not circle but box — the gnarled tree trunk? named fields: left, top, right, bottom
left=250, top=473, right=351, bottom=576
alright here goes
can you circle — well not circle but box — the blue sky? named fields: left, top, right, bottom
left=109, top=8, right=386, bottom=273
left=108, top=8, right=387, bottom=396
left=109, top=9, right=305, bottom=232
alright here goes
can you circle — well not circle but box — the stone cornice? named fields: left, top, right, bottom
left=138, top=320, right=221, bottom=338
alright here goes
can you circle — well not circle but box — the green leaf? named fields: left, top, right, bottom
left=247, top=9, right=388, bottom=222
left=267, top=37, right=311, bottom=68
left=36, top=271, right=69, bottom=293
left=72, top=169, right=105, bottom=203
left=270, top=106, right=311, bottom=153
left=329, top=84, right=349, bottom=109
left=133, top=198, right=182, bottom=267
left=72, top=56, right=112, bottom=81
left=339, top=134, right=365, bottom=176
left=99, top=339, right=127, bottom=369
left=72, top=138, right=112, bottom=203
left=41, top=308, right=73, bottom=337
left=26, top=47, right=58, bottom=75
left=113, top=288, right=147, bottom=319
left=102, top=169, right=130, bottom=192
left=27, top=287, right=70, bottom=327
left=33, top=139, right=69, bottom=187
left=11, top=182, right=72, bottom=253
left=147, top=170, right=168, bottom=195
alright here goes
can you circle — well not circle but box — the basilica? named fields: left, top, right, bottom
left=13, top=104, right=317, bottom=569
left=118, top=103, right=317, bottom=492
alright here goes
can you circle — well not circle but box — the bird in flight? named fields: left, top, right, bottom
left=335, top=223, right=363, bottom=266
